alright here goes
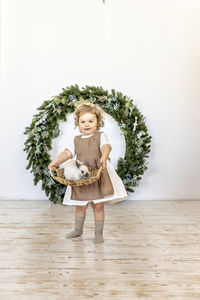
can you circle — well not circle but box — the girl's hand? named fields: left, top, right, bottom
left=48, top=149, right=72, bottom=170
left=100, top=156, right=107, bottom=169
left=48, top=161, right=58, bottom=170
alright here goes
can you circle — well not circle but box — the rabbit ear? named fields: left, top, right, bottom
left=75, top=160, right=82, bottom=169
left=81, top=160, right=88, bottom=166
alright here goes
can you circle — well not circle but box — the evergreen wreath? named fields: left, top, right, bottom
left=24, top=85, right=151, bottom=204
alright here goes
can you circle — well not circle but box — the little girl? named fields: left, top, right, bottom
left=48, top=102, right=127, bottom=243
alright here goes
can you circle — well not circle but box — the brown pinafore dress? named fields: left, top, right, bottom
left=71, top=132, right=114, bottom=201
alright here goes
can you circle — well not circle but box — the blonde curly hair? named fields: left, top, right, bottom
left=74, top=102, right=104, bottom=130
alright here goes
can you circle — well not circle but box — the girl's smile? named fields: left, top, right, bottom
left=78, top=113, right=98, bottom=135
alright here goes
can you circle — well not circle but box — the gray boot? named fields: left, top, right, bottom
left=66, top=216, right=85, bottom=239
left=95, top=220, right=104, bottom=243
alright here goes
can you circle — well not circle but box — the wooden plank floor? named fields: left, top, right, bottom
left=0, top=200, right=199, bottom=300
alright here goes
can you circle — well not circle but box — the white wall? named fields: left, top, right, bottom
left=1, top=0, right=200, bottom=200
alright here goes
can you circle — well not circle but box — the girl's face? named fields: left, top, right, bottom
left=78, top=112, right=98, bottom=135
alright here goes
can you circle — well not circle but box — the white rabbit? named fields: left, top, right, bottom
left=64, top=159, right=90, bottom=180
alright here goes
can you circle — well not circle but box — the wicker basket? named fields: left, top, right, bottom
left=49, top=166, right=102, bottom=187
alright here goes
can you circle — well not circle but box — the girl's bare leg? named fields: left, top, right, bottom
left=91, top=202, right=104, bottom=220
left=91, top=202, right=105, bottom=243
left=75, top=204, right=88, bottom=217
